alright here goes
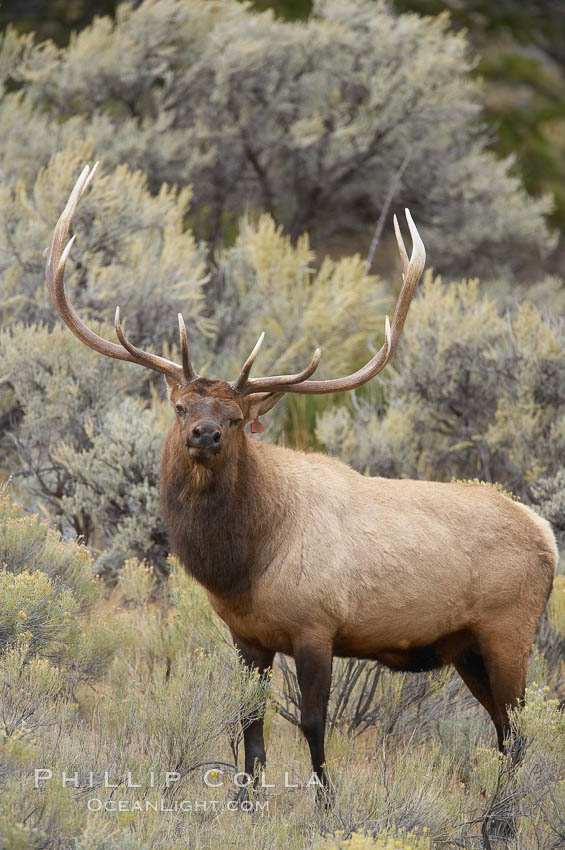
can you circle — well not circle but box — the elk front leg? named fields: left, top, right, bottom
left=294, top=645, right=333, bottom=804
left=232, top=634, right=274, bottom=787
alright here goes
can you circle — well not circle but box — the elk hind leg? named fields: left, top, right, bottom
left=471, top=633, right=529, bottom=840
left=480, top=636, right=529, bottom=763
left=454, top=648, right=505, bottom=750
left=294, top=644, right=333, bottom=805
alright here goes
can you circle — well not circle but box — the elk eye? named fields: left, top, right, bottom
left=175, top=404, right=185, bottom=417
left=230, top=417, right=243, bottom=427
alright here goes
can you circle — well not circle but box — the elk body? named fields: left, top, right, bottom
left=46, top=164, right=558, bottom=800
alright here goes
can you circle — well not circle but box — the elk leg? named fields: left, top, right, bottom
left=482, top=648, right=528, bottom=762
left=454, top=648, right=502, bottom=747
left=475, top=627, right=529, bottom=760
left=294, top=645, right=333, bottom=804
left=232, top=634, right=274, bottom=784
left=471, top=636, right=529, bottom=840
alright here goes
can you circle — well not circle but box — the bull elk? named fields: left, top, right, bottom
left=46, top=164, right=557, bottom=801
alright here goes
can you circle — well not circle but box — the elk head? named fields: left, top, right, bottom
left=45, top=163, right=426, bottom=469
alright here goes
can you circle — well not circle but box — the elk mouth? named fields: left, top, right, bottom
left=187, top=445, right=221, bottom=463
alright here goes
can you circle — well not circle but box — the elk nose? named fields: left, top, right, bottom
left=191, top=421, right=222, bottom=449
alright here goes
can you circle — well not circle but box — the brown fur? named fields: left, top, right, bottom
left=160, top=378, right=558, bottom=767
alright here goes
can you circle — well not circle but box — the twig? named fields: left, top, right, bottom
left=365, top=153, right=410, bottom=274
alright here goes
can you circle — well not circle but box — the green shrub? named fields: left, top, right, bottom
left=0, top=494, right=97, bottom=609
left=0, top=642, right=68, bottom=736
left=0, top=568, right=81, bottom=660
left=0, top=494, right=123, bottom=687
left=56, top=397, right=171, bottom=582
left=0, top=321, right=147, bottom=535
left=317, top=274, right=565, bottom=503
left=1, top=0, right=553, bottom=276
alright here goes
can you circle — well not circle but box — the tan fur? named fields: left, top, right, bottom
left=205, top=439, right=557, bottom=664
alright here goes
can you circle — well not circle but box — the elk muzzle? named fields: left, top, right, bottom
left=187, top=420, right=222, bottom=456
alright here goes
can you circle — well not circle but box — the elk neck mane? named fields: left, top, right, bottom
left=159, top=427, right=291, bottom=600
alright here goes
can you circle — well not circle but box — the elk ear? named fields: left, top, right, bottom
left=246, top=391, right=286, bottom=421
left=164, top=374, right=181, bottom=401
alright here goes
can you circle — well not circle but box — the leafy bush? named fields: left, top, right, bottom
left=0, top=524, right=274, bottom=849
left=0, top=494, right=123, bottom=687
left=0, top=494, right=97, bottom=608
left=211, top=213, right=387, bottom=388
left=0, top=642, right=68, bottom=736
left=317, top=274, right=565, bottom=503
left=56, top=397, right=171, bottom=582
left=0, top=323, right=137, bottom=533
left=1, top=0, right=553, bottom=276
left=0, top=568, right=81, bottom=661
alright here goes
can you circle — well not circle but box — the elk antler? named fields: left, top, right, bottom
left=48, top=165, right=424, bottom=396
left=231, top=209, right=425, bottom=395
left=45, top=163, right=193, bottom=383
left=231, top=332, right=322, bottom=393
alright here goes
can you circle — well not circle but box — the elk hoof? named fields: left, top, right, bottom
left=231, top=785, right=250, bottom=808
left=316, top=782, right=335, bottom=810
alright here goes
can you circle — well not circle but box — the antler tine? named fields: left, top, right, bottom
left=81, top=161, right=99, bottom=197
left=178, top=313, right=197, bottom=382
left=387, top=209, right=425, bottom=351
left=232, top=332, right=265, bottom=392
left=384, top=314, right=392, bottom=357
left=242, top=210, right=425, bottom=396
left=393, top=213, right=409, bottom=279
left=45, top=163, right=187, bottom=383
left=233, top=341, right=322, bottom=395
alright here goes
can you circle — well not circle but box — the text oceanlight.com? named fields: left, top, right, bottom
left=86, top=799, right=269, bottom=813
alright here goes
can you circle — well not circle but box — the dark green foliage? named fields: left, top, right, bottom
left=0, top=0, right=120, bottom=45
